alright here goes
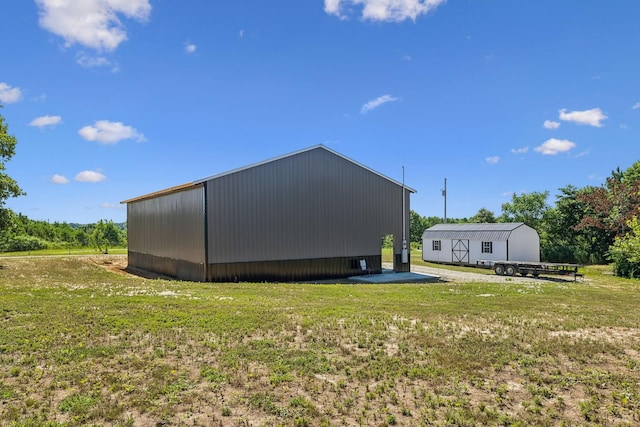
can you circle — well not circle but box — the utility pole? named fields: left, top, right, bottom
left=402, top=166, right=408, bottom=264
left=442, top=178, right=447, bottom=224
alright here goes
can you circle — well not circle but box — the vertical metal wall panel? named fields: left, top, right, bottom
left=206, top=147, right=408, bottom=265
left=508, top=226, right=541, bottom=262
left=127, top=185, right=205, bottom=264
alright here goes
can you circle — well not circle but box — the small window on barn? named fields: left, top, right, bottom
left=482, top=241, right=493, bottom=254
left=432, top=240, right=441, bottom=251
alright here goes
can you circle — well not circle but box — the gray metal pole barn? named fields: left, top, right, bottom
left=122, top=145, right=415, bottom=282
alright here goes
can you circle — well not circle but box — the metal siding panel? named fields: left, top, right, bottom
left=423, top=239, right=449, bottom=263
left=207, top=147, right=406, bottom=266
left=207, top=255, right=382, bottom=282
left=469, top=241, right=508, bottom=263
left=127, top=186, right=205, bottom=264
left=507, top=226, right=540, bottom=262
left=469, top=241, right=482, bottom=264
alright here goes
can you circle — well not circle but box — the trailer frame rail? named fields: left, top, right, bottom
left=477, top=260, right=581, bottom=280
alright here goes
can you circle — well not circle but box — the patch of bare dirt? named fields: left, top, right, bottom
left=86, top=254, right=130, bottom=275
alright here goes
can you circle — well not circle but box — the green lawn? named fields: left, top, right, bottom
left=0, top=255, right=639, bottom=426
left=0, top=247, right=127, bottom=257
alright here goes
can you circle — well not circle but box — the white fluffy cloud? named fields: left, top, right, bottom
left=360, top=94, right=400, bottom=114
left=485, top=156, right=499, bottom=164
left=76, top=53, right=116, bottom=70
left=50, top=174, right=69, bottom=184
left=633, top=102, right=640, bottom=110
left=184, top=42, right=197, bottom=54
left=0, top=82, right=23, bottom=104
left=511, top=147, right=529, bottom=155
left=78, top=120, right=145, bottom=144
left=534, top=138, right=576, bottom=155
left=543, top=120, right=560, bottom=130
left=75, top=170, right=106, bottom=183
left=559, top=108, right=607, bottom=127
left=29, top=115, right=62, bottom=129
left=325, top=0, right=446, bottom=22
left=35, top=0, right=151, bottom=52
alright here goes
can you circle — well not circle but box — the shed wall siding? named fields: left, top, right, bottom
left=422, top=223, right=540, bottom=265
left=469, top=241, right=507, bottom=263
left=205, top=147, right=408, bottom=265
left=422, top=239, right=451, bottom=263
left=423, top=239, right=508, bottom=264
left=507, top=226, right=540, bottom=262
left=127, top=186, right=206, bottom=265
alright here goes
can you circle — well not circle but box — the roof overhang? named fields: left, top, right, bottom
left=120, top=182, right=203, bottom=204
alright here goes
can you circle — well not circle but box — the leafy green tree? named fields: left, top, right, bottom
left=580, top=169, right=640, bottom=238
left=92, top=220, right=124, bottom=253
left=541, top=186, right=594, bottom=263
left=469, top=207, right=496, bottom=223
left=409, top=211, right=450, bottom=245
left=409, top=210, right=429, bottom=244
left=75, top=229, right=90, bottom=247
left=0, top=106, right=25, bottom=236
left=499, top=191, right=549, bottom=230
left=573, top=164, right=640, bottom=263
left=609, top=216, right=640, bottom=278
left=0, top=208, right=17, bottom=250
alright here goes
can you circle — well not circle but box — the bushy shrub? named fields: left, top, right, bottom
left=608, top=217, right=640, bottom=278
left=5, top=235, right=49, bottom=252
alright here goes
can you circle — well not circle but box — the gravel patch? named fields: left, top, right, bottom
left=385, top=263, right=581, bottom=284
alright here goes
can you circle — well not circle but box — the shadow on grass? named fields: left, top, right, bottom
left=123, top=265, right=177, bottom=281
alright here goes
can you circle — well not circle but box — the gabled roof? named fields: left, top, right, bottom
left=193, top=145, right=416, bottom=192
left=422, top=223, right=531, bottom=241
left=122, top=145, right=415, bottom=204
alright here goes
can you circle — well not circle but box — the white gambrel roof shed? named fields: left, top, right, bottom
left=422, top=222, right=540, bottom=265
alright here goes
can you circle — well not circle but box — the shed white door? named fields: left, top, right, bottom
left=452, top=239, right=469, bottom=263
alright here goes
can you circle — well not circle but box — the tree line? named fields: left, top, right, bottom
left=410, top=160, right=640, bottom=278
left=0, top=212, right=126, bottom=253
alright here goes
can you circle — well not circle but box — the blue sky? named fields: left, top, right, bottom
left=1, top=0, right=639, bottom=224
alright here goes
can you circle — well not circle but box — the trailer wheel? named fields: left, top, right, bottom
left=505, top=266, right=516, bottom=276
left=494, top=264, right=505, bottom=275
left=520, top=270, right=529, bottom=277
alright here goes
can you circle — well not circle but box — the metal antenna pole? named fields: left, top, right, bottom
left=402, top=166, right=408, bottom=263
left=442, top=178, right=447, bottom=224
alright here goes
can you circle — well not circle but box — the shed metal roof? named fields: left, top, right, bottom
left=121, top=144, right=415, bottom=204
left=422, top=223, right=528, bottom=241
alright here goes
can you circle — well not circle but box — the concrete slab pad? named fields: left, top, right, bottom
left=348, top=271, right=440, bottom=284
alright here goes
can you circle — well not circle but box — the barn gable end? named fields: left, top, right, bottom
left=122, top=145, right=414, bottom=282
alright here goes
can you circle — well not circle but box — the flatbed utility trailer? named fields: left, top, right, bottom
left=477, top=260, right=581, bottom=280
